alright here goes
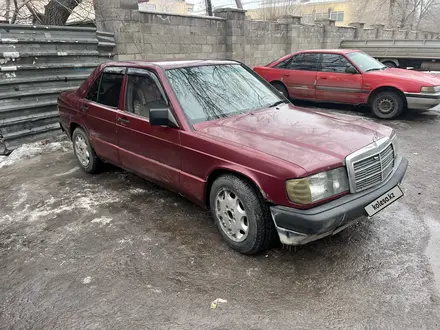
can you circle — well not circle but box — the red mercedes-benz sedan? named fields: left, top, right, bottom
left=58, top=60, right=407, bottom=254
left=254, top=49, right=440, bottom=119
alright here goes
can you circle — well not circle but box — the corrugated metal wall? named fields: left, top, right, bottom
left=0, top=24, right=115, bottom=155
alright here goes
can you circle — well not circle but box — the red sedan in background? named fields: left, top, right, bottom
left=254, top=49, right=440, bottom=119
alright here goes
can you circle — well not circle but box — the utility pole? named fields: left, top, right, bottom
left=235, top=0, right=243, bottom=9
left=205, top=0, right=213, bottom=16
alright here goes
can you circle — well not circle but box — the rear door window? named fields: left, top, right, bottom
left=274, top=57, right=292, bottom=69
left=288, top=53, right=319, bottom=71
left=85, top=67, right=125, bottom=108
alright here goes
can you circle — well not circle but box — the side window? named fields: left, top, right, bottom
left=86, top=76, right=101, bottom=101
left=288, top=53, right=319, bottom=71
left=321, top=54, right=353, bottom=73
left=274, top=57, right=292, bottom=69
left=97, top=73, right=124, bottom=108
left=125, top=69, right=168, bottom=119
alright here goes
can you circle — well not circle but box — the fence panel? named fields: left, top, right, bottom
left=0, top=24, right=115, bottom=154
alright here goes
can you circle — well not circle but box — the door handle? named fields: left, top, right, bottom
left=79, top=105, right=88, bottom=112
left=118, top=117, right=130, bottom=124
left=320, top=77, right=328, bottom=80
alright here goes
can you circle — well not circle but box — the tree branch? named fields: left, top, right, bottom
left=25, top=1, right=44, bottom=24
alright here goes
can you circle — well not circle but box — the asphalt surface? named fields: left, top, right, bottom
left=1, top=105, right=440, bottom=330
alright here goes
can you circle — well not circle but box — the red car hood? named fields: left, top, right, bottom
left=368, top=68, right=440, bottom=85
left=194, top=104, right=393, bottom=174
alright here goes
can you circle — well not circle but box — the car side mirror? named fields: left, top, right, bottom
left=345, top=66, right=358, bottom=74
left=149, top=107, right=178, bottom=128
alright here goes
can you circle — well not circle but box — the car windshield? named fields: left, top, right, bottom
left=347, top=52, right=387, bottom=72
left=165, top=64, right=283, bottom=123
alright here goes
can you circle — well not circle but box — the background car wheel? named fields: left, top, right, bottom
left=271, top=82, right=289, bottom=98
left=371, top=91, right=405, bottom=119
left=72, top=127, right=101, bottom=174
left=209, top=174, right=274, bottom=255
left=382, top=61, right=397, bottom=68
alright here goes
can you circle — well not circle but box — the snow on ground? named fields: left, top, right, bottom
left=0, top=139, right=71, bottom=169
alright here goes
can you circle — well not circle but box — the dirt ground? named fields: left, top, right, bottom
left=1, top=106, right=440, bottom=330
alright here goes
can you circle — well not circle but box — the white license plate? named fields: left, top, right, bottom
left=364, top=185, right=404, bottom=217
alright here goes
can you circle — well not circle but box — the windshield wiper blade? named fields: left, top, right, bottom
left=269, top=100, right=288, bottom=108
left=365, top=68, right=382, bottom=72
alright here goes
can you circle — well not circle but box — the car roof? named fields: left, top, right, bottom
left=296, top=49, right=359, bottom=54
left=101, top=59, right=239, bottom=70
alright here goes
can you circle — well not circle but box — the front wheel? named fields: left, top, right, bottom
left=370, top=91, right=405, bottom=119
left=209, top=175, right=274, bottom=255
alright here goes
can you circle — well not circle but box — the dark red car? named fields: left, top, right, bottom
left=254, top=49, right=440, bottom=119
left=58, top=60, right=408, bottom=254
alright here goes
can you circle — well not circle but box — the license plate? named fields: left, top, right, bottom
left=364, top=186, right=404, bottom=217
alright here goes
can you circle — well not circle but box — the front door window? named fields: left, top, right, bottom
left=125, top=69, right=168, bottom=119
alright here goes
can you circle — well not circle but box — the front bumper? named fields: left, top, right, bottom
left=270, top=157, right=408, bottom=246
left=405, top=92, right=440, bottom=110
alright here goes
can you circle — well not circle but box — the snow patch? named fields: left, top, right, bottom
left=26, top=195, right=119, bottom=223
left=129, top=188, right=147, bottom=195
left=82, top=276, right=92, bottom=284
left=0, top=140, right=71, bottom=169
left=91, top=216, right=112, bottom=226
left=425, top=216, right=440, bottom=293
left=55, top=166, right=80, bottom=177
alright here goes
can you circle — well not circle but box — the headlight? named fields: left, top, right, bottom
left=286, top=167, right=349, bottom=205
left=421, top=86, right=440, bottom=93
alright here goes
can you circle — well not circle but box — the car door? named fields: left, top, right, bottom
left=280, top=53, right=319, bottom=100
left=315, top=53, right=363, bottom=104
left=116, top=67, right=181, bottom=187
left=79, top=66, right=125, bottom=165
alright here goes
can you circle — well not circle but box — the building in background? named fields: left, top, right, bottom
left=138, top=0, right=195, bottom=15
left=247, top=0, right=355, bottom=26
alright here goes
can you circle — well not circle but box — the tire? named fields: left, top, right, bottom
left=272, top=82, right=289, bottom=98
left=370, top=91, right=405, bottom=119
left=72, top=127, right=101, bottom=174
left=209, top=175, right=274, bottom=255
left=383, top=61, right=397, bottom=68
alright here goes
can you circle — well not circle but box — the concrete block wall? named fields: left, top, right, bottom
left=363, top=28, right=376, bottom=40
left=383, top=29, right=394, bottom=39
left=396, top=30, right=408, bottom=39
left=408, top=31, right=417, bottom=39
left=244, top=20, right=288, bottom=67
left=298, top=24, right=325, bottom=50
left=95, top=0, right=440, bottom=67
left=112, top=11, right=227, bottom=61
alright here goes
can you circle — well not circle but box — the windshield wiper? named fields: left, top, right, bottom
left=268, top=100, right=288, bottom=108
left=365, top=68, right=383, bottom=72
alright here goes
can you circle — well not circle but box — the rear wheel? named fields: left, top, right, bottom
left=272, top=82, right=289, bottom=98
left=383, top=61, right=397, bottom=68
left=209, top=175, right=274, bottom=255
left=72, top=127, right=101, bottom=174
left=370, top=91, right=405, bottom=119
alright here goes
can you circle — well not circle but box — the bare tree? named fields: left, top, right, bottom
left=415, top=0, right=439, bottom=29
left=1, top=0, right=86, bottom=25
left=352, top=0, right=440, bottom=29
left=256, top=0, right=302, bottom=21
